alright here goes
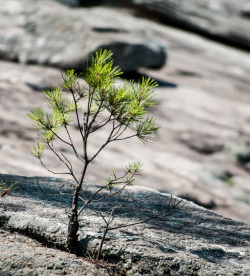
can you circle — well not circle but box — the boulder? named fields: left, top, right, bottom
left=54, top=0, right=113, bottom=6
left=240, top=3, right=250, bottom=17
left=1, top=16, right=250, bottom=225
left=54, top=0, right=81, bottom=6
left=123, top=0, right=250, bottom=50
left=0, top=174, right=250, bottom=275
left=0, top=0, right=166, bottom=72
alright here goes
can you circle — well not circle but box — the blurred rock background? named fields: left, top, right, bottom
left=0, top=0, right=250, bottom=224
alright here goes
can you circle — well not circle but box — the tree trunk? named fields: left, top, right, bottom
left=67, top=189, right=80, bottom=254
left=67, top=212, right=79, bottom=254
left=67, top=162, right=88, bottom=254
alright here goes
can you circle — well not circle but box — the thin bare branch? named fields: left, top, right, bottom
left=89, top=114, right=112, bottom=133
left=88, top=98, right=105, bottom=132
left=46, top=143, right=80, bottom=184
left=112, top=134, right=138, bottom=142
left=88, top=135, right=111, bottom=163
left=70, top=88, right=86, bottom=145
left=91, top=183, right=130, bottom=203
left=77, top=181, right=115, bottom=216
left=36, top=177, right=73, bottom=197
left=61, top=152, right=73, bottom=171
left=63, top=123, right=84, bottom=162
left=108, top=196, right=184, bottom=231
left=91, top=114, right=113, bottom=132
left=38, top=157, right=72, bottom=176
left=110, top=122, right=123, bottom=140
left=111, top=122, right=129, bottom=140
left=50, top=128, right=73, bottom=148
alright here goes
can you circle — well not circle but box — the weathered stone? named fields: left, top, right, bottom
left=0, top=0, right=166, bottom=72
left=123, top=0, right=250, bottom=50
left=0, top=229, right=106, bottom=275
left=0, top=60, right=61, bottom=90
left=0, top=174, right=250, bottom=275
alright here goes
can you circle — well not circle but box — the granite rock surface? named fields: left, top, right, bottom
left=55, top=0, right=250, bottom=50
left=122, top=0, right=250, bottom=50
left=0, top=174, right=249, bottom=275
left=0, top=0, right=166, bottom=72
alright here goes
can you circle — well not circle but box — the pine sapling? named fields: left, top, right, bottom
left=28, top=48, right=160, bottom=254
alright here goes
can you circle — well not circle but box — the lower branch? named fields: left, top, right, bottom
left=96, top=194, right=185, bottom=258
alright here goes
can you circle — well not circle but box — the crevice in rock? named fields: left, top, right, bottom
left=0, top=218, right=127, bottom=273
left=4, top=225, right=67, bottom=252
left=0, top=214, right=10, bottom=228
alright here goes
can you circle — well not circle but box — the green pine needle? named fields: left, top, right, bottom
left=31, top=142, right=46, bottom=158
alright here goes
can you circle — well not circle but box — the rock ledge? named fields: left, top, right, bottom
left=0, top=174, right=249, bottom=275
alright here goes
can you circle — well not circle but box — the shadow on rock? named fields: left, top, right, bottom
left=122, top=71, right=178, bottom=88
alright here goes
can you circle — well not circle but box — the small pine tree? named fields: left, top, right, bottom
left=28, top=49, right=160, bottom=254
